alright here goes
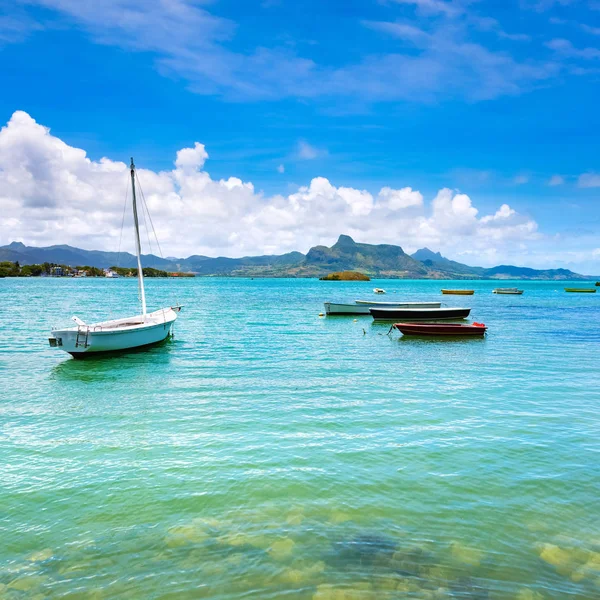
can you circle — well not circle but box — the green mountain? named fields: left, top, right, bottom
left=302, top=234, right=428, bottom=278
left=411, top=247, right=485, bottom=278
left=0, top=238, right=590, bottom=279
left=483, top=265, right=581, bottom=280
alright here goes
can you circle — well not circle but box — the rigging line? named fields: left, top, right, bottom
left=116, top=177, right=130, bottom=269
left=136, top=171, right=164, bottom=259
left=135, top=172, right=179, bottom=307
left=140, top=183, right=154, bottom=258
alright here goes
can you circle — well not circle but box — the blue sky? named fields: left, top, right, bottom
left=1, top=0, right=599, bottom=271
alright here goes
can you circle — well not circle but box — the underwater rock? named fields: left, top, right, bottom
left=165, top=523, right=211, bottom=547
left=450, top=542, right=484, bottom=567
left=7, top=574, right=47, bottom=592
left=570, top=551, right=600, bottom=582
left=538, top=544, right=571, bottom=568
left=312, top=582, right=377, bottom=600
left=515, top=588, right=544, bottom=600
left=27, top=548, right=53, bottom=562
left=389, top=545, right=436, bottom=577
left=287, top=507, right=305, bottom=526
left=58, top=562, right=93, bottom=576
left=268, top=537, right=295, bottom=560
left=333, top=533, right=397, bottom=567
left=280, top=560, right=326, bottom=585
left=330, top=510, right=352, bottom=524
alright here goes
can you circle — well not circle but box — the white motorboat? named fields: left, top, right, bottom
left=49, top=158, right=181, bottom=358
left=493, top=288, right=523, bottom=295
left=324, top=301, right=441, bottom=315
left=354, top=300, right=441, bottom=307
left=373, top=288, right=386, bottom=294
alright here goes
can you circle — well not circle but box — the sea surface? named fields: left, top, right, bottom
left=1, top=277, right=600, bottom=600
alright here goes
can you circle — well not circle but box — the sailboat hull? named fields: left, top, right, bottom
left=50, top=307, right=180, bottom=357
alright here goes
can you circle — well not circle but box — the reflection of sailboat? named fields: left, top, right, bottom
left=49, top=158, right=181, bottom=358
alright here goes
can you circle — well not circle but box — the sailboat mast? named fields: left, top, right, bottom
left=130, top=157, right=147, bottom=317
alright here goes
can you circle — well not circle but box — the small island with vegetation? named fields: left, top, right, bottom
left=319, top=270, right=370, bottom=281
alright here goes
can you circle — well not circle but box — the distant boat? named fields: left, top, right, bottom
left=394, top=322, right=487, bottom=336
left=369, top=307, right=471, bottom=321
left=105, top=270, right=120, bottom=278
left=595, top=282, right=600, bottom=286
left=493, top=288, right=523, bottom=295
left=441, top=289, right=474, bottom=295
left=373, top=288, right=386, bottom=294
left=324, top=301, right=441, bottom=315
left=565, top=288, right=596, bottom=293
left=49, top=158, right=181, bottom=358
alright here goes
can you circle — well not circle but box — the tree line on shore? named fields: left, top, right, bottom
left=0, top=261, right=169, bottom=278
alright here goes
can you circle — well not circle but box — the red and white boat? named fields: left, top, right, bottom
left=393, top=322, right=487, bottom=336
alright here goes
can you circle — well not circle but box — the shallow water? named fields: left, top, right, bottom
left=1, top=277, right=599, bottom=599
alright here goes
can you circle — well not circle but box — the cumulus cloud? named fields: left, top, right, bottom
left=378, top=187, right=423, bottom=210
left=578, top=173, right=600, bottom=188
left=296, top=141, right=325, bottom=160
left=0, top=110, right=550, bottom=265
left=548, top=174, right=565, bottom=186
left=277, top=164, right=285, bottom=173
left=514, top=174, right=529, bottom=185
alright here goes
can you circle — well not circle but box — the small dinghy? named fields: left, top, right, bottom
left=493, top=288, right=523, bottom=295
left=49, top=158, right=182, bottom=358
left=565, top=288, right=596, bottom=293
left=373, top=288, right=386, bottom=294
left=441, top=289, right=474, bottom=295
left=394, top=322, right=487, bottom=336
left=369, top=307, right=471, bottom=321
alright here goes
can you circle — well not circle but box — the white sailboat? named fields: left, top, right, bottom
left=49, top=158, right=181, bottom=358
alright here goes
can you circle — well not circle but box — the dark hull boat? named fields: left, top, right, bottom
left=394, top=322, right=486, bottom=336
left=369, top=307, right=471, bottom=321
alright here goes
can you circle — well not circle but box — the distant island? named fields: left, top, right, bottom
left=319, top=270, right=370, bottom=281
left=0, top=236, right=593, bottom=280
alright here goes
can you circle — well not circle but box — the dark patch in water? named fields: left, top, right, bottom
left=328, top=533, right=397, bottom=568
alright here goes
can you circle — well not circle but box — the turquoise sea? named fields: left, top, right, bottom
left=1, top=277, right=600, bottom=599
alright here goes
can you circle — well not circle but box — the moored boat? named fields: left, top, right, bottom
left=354, top=300, right=441, bottom=307
left=49, top=158, right=182, bottom=358
left=493, top=288, right=523, bottom=295
left=393, top=322, right=487, bottom=336
left=369, top=307, right=471, bottom=321
left=373, top=288, right=386, bottom=294
left=324, top=301, right=441, bottom=315
left=441, top=289, right=474, bottom=295
left=564, top=288, right=596, bottom=293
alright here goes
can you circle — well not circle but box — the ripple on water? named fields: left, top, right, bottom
left=1, top=278, right=599, bottom=599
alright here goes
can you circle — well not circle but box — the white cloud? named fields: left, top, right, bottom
left=548, top=174, right=564, bottom=186
left=277, top=164, right=285, bottom=173
left=581, top=24, right=600, bottom=36
left=378, top=186, right=423, bottom=210
left=9, top=0, right=562, bottom=105
left=0, top=110, right=583, bottom=269
left=391, top=0, right=463, bottom=17
left=514, top=174, right=529, bottom=185
left=578, top=173, right=600, bottom=188
left=296, top=140, right=325, bottom=160
left=546, top=38, right=600, bottom=60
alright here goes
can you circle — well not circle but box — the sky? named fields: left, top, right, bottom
left=0, top=0, right=599, bottom=273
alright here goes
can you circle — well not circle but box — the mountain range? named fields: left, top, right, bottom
left=0, top=237, right=591, bottom=280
